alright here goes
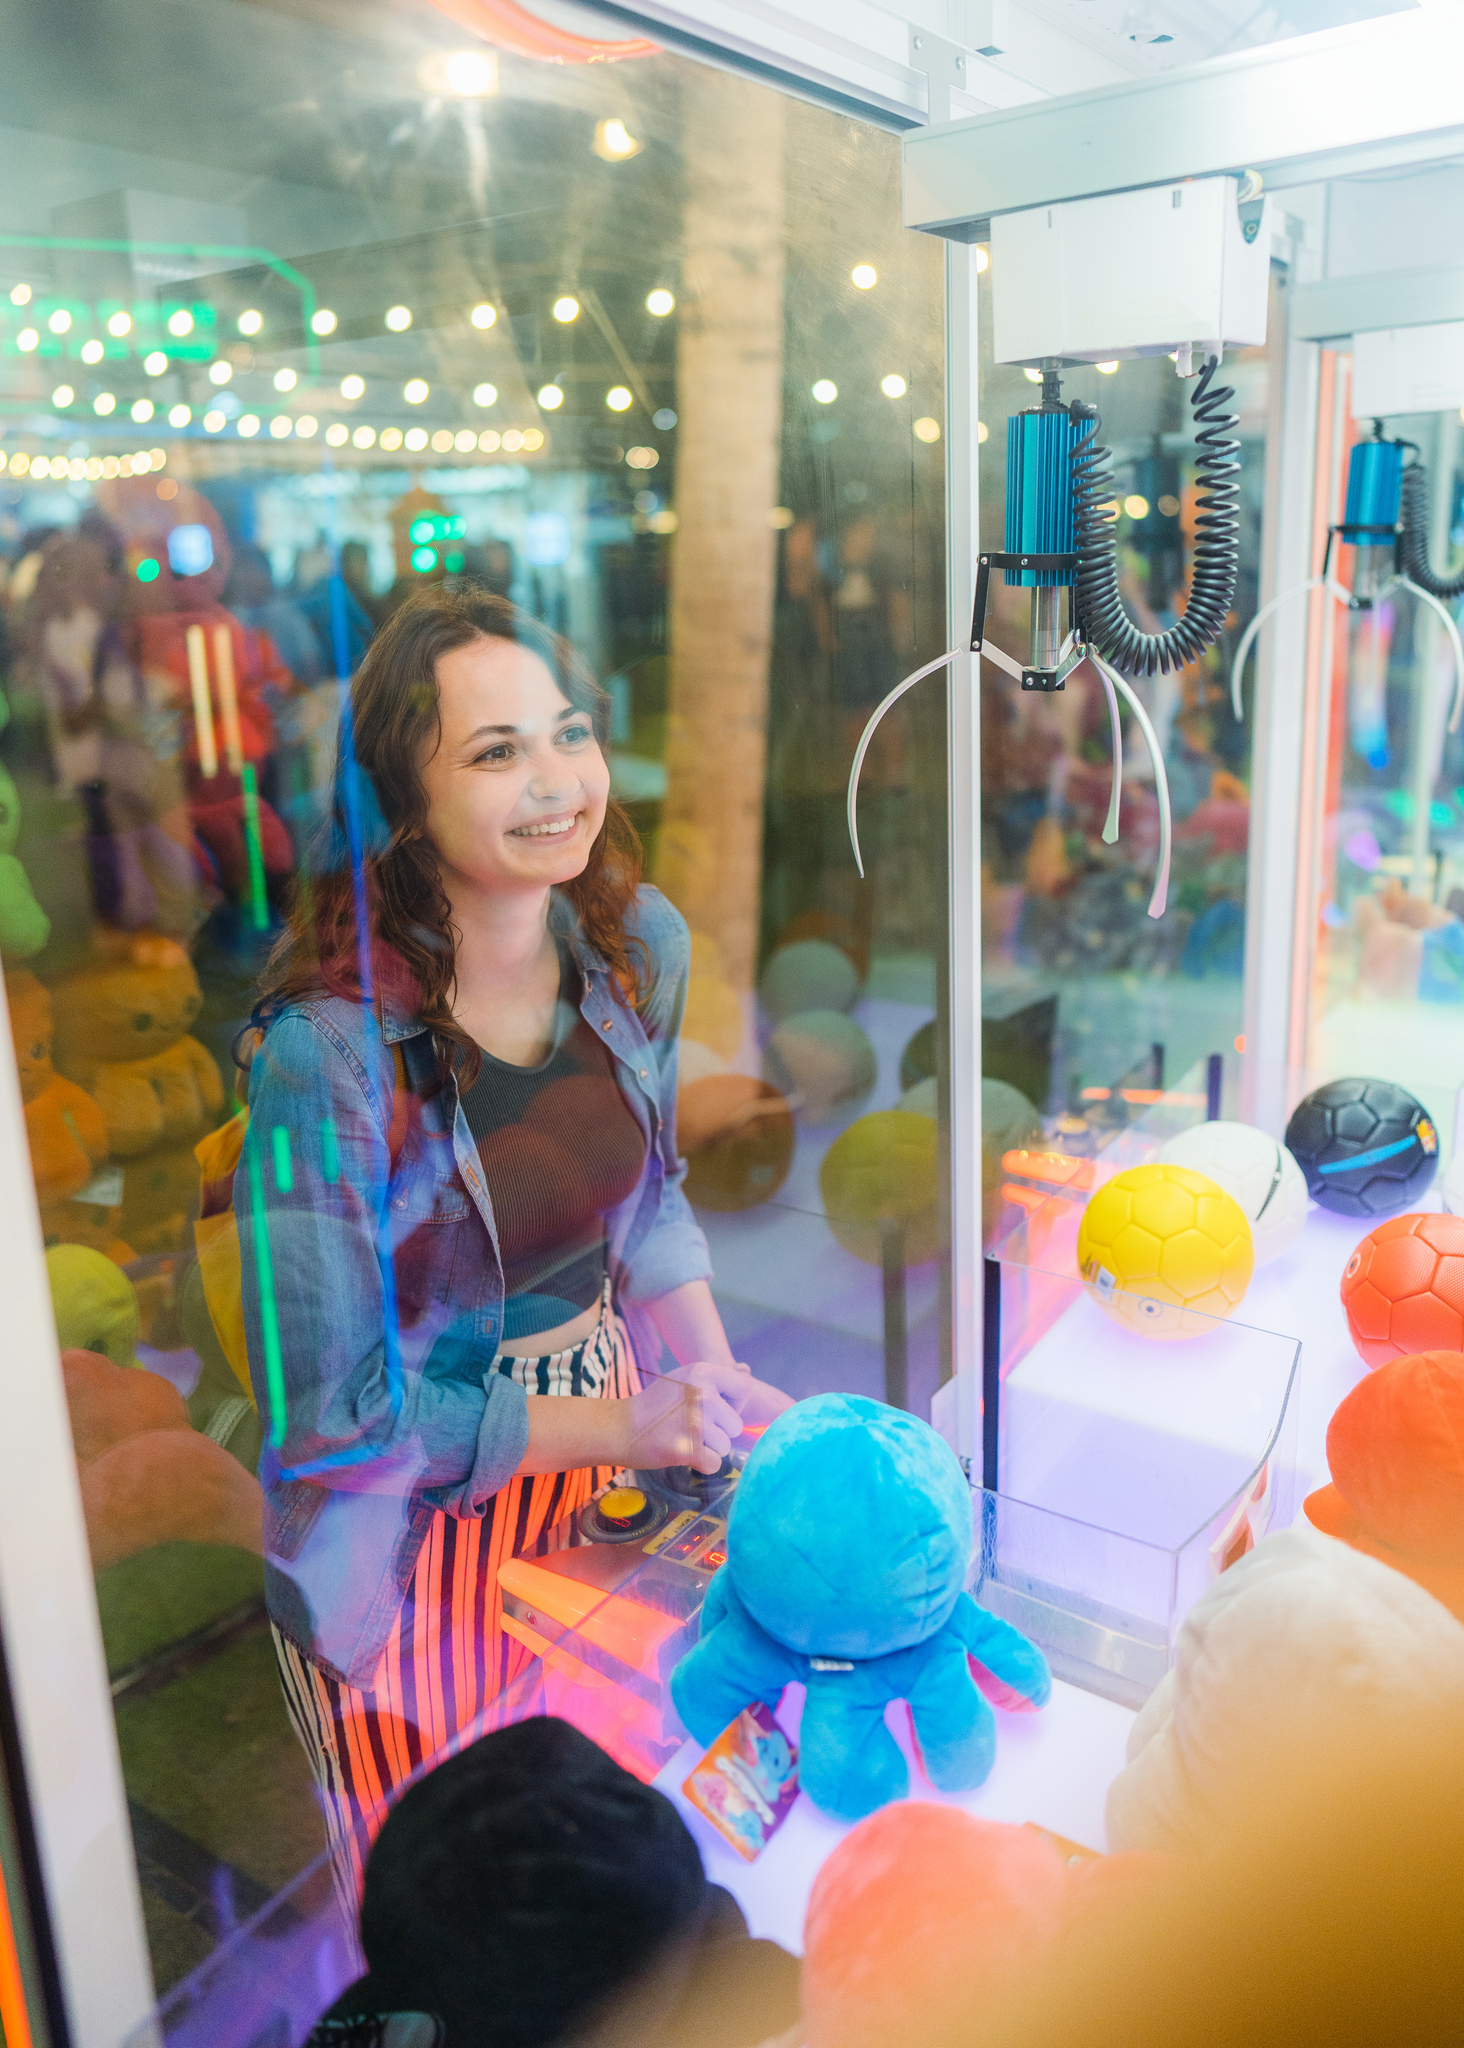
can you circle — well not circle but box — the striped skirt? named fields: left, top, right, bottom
left=272, top=1291, right=638, bottom=1905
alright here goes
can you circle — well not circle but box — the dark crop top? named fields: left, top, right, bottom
left=458, top=951, right=646, bottom=1343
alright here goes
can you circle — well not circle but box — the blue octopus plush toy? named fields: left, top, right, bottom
left=670, top=1392, right=1051, bottom=1823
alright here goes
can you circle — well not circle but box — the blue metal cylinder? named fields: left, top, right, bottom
left=1004, top=409, right=1078, bottom=587
left=1342, top=436, right=1404, bottom=534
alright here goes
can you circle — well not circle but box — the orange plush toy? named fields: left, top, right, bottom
left=7, top=969, right=109, bottom=1209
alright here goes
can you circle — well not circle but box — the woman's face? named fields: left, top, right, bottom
left=420, top=634, right=610, bottom=897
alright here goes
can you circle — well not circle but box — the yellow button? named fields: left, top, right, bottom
left=600, top=1487, right=647, bottom=1523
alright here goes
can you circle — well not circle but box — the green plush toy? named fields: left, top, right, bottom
left=0, top=760, right=50, bottom=960
left=46, top=1244, right=141, bottom=1370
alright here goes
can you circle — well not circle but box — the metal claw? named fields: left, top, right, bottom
left=846, top=648, right=968, bottom=876
left=1089, top=650, right=1173, bottom=920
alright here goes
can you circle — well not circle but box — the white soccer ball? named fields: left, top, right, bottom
left=1158, top=1120, right=1309, bottom=1268
left=1441, top=1146, right=1464, bottom=1217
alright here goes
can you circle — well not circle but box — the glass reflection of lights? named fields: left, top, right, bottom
left=646, top=289, right=674, bottom=316
left=473, top=382, right=497, bottom=407
left=1097, top=360, right=1120, bottom=374
left=169, top=403, right=191, bottom=427
left=538, top=385, right=565, bottom=410
left=380, top=427, right=403, bottom=450
left=144, top=351, right=167, bottom=375
left=135, top=558, right=161, bottom=583
left=238, top=414, right=260, bottom=437
left=48, top=308, right=70, bottom=333
left=341, top=375, right=365, bottom=400
left=17, top=328, right=38, bottom=351
left=413, top=546, right=438, bottom=572
left=1023, top=367, right=1043, bottom=383
left=593, top=117, right=640, bottom=160
left=975, top=246, right=990, bottom=272
left=167, top=309, right=193, bottom=336
left=131, top=398, right=154, bottom=422
left=274, top=368, right=297, bottom=391
left=851, top=264, right=877, bottom=288
left=880, top=374, right=907, bottom=397
left=9, top=283, right=29, bottom=304
left=405, top=427, right=429, bottom=451
left=443, top=49, right=497, bottom=96
left=270, top=415, right=293, bottom=438
left=210, top=360, right=233, bottom=384
left=238, top=309, right=263, bottom=335
left=606, top=386, right=633, bottom=412
left=626, top=445, right=659, bottom=469
left=552, top=296, right=580, bottom=323
left=404, top=379, right=428, bottom=403
left=1124, top=493, right=1150, bottom=519
left=81, top=338, right=104, bottom=364
left=94, top=392, right=116, bottom=415
left=470, top=302, right=497, bottom=329
left=353, top=425, right=376, bottom=448
left=295, top=417, right=318, bottom=440
left=168, top=523, right=214, bottom=575
left=811, top=379, right=837, bottom=403
left=325, top=422, right=349, bottom=446
left=913, top=416, right=941, bottom=443
left=52, top=384, right=73, bottom=407
left=652, top=407, right=676, bottom=429
left=311, top=309, right=337, bottom=335
left=385, top=306, right=412, bottom=331
left=204, top=410, right=225, bottom=432
left=431, top=430, right=454, bottom=452
left=108, top=310, right=131, bottom=336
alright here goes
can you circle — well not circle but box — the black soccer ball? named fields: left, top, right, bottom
left=1284, top=1077, right=1439, bottom=1218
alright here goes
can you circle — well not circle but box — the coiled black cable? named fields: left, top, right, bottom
left=1400, top=460, right=1464, bottom=600
left=1069, top=355, right=1242, bottom=677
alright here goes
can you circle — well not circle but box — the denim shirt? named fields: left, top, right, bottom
left=235, top=886, right=712, bottom=1687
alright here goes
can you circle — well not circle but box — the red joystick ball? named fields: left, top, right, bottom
left=1340, top=1211, right=1464, bottom=1368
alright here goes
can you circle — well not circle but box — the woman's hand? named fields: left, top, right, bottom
left=625, top=1363, right=745, bottom=1475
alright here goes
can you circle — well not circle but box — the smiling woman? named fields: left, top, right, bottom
left=243, top=588, right=790, bottom=1896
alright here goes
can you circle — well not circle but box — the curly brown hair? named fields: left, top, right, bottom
left=253, top=585, right=645, bottom=1084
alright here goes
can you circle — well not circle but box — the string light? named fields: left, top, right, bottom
left=48, top=309, right=71, bottom=334
left=167, top=309, right=193, bottom=337
left=380, top=427, right=403, bottom=450
left=274, top=368, right=297, bottom=391
left=473, top=383, right=497, bottom=407
left=470, top=303, right=496, bottom=329
left=606, top=386, right=632, bottom=412
left=537, top=385, right=564, bottom=410
left=270, top=415, right=292, bottom=438
left=204, top=410, right=225, bottom=432
left=404, top=379, right=429, bottom=403
left=81, top=339, right=104, bottom=364
left=131, top=398, right=154, bottom=423
left=17, top=328, right=38, bottom=352
left=404, top=427, right=428, bottom=451
left=238, top=414, right=260, bottom=437
left=210, top=361, right=233, bottom=384
left=238, top=310, right=263, bottom=335
left=9, top=284, right=30, bottom=305
left=455, top=429, right=477, bottom=451
left=521, top=429, right=544, bottom=452
left=169, top=403, right=191, bottom=427
left=552, top=296, right=580, bottom=323
left=108, top=311, right=131, bottom=337
left=52, top=385, right=74, bottom=407
left=352, top=425, right=375, bottom=448
left=144, top=351, right=167, bottom=375
left=431, top=430, right=454, bottom=452
left=296, top=416, right=318, bottom=438
left=480, top=430, right=501, bottom=452
left=93, top=393, right=115, bottom=415
left=340, top=375, right=365, bottom=400
left=501, top=430, right=523, bottom=452
left=325, top=422, right=348, bottom=446
left=385, top=306, right=412, bottom=331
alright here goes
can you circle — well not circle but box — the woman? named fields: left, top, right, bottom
left=239, top=587, right=789, bottom=1891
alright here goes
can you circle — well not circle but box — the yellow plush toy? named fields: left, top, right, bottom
left=52, top=938, right=223, bottom=1159
left=6, top=969, right=109, bottom=1208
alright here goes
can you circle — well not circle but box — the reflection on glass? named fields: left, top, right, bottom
left=0, top=0, right=945, bottom=1998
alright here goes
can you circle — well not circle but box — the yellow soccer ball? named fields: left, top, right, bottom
left=1075, top=1161, right=1254, bottom=1341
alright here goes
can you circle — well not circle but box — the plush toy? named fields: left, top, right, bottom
left=0, top=760, right=51, bottom=959
left=52, top=937, right=223, bottom=1158
left=6, top=970, right=108, bottom=1206
left=670, top=1394, right=1051, bottom=1821
left=59, top=1347, right=263, bottom=1570
left=46, top=1244, right=140, bottom=1369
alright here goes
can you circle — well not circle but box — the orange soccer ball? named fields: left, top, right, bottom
left=1340, top=1211, right=1464, bottom=1368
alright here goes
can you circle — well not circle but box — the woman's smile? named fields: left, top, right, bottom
left=509, top=810, right=582, bottom=840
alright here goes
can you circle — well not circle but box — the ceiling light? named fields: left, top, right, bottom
left=593, top=117, right=641, bottom=161
left=10, top=284, right=30, bottom=305
left=93, top=392, right=115, bottom=415
left=851, top=264, right=877, bottom=289
left=238, top=310, right=263, bottom=336
left=209, top=361, right=233, bottom=385
left=606, top=386, right=633, bottom=412
left=49, top=309, right=71, bottom=334
left=473, top=382, right=497, bottom=407
left=1023, top=367, right=1043, bottom=383
left=52, top=384, right=74, bottom=407
left=131, top=398, right=154, bottom=423
left=81, top=339, right=104, bottom=364
left=442, top=49, right=498, bottom=96
left=204, top=410, right=225, bottom=432
left=880, top=374, right=907, bottom=398
left=552, top=296, right=580, bottom=324
left=311, top=309, right=337, bottom=336
left=537, top=384, right=564, bottom=409
left=340, top=375, right=365, bottom=400
left=470, top=303, right=496, bottom=329
left=646, top=289, right=674, bottom=317
left=1096, top=360, right=1120, bottom=375
left=325, top=422, right=349, bottom=446
left=404, top=378, right=429, bottom=404
left=144, top=351, right=167, bottom=375
left=169, top=403, right=191, bottom=427
left=385, top=306, right=412, bottom=331
left=811, top=380, right=837, bottom=404
left=16, top=329, right=37, bottom=352
left=167, top=309, right=194, bottom=337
